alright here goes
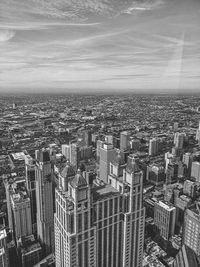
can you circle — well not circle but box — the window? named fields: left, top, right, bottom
left=111, top=165, right=113, bottom=174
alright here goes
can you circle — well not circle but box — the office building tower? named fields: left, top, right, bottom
left=149, top=138, right=159, bottom=156
left=79, top=146, right=93, bottom=161
left=19, top=235, right=42, bottom=267
left=183, top=203, right=200, bottom=256
left=4, top=178, right=14, bottom=232
left=25, top=154, right=37, bottom=234
left=9, top=180, right=32, bottom=242
left=0, top=228, right=9, bottom=267
left=130, top=139, right=140, bottom=151
left=105, top=135, right=113, bottom=145
left=172, top=147, right=183, bottom=158
left=165, top=152, right=175, bottom=172
left=182, top=153, right=193, bottom=177
left=174, top=133, right=185, bottom=149
left=99, top=143, right=116, bottom=183
left=154, top=201, right=176, bottom=240
left=82, top=130, right=92, bottom=147
left=175, top=195, right=192, bottom=231
left=146, top=164, right=165, bottom=186
left=195, top=121, right=200, bottom=145
left=166, top=163, right=179, bottom=184
left=177, top=161, right=187, bottom=178
left=54, top=157, right=145, bottom=267
left=183, top=180, right=198, bottom=199
left=191, top=161, right=200, bottom=182
left=35, top=150, right=54, bottom=256
left=61, top=144, right=70, bottom=160
left=96, top=140, right=104, bottom=162
left=92, top=133, right=98, bottom=145
left=120, top=131, right=130, bottom=151
left=70, top=143, right=80, bottom=168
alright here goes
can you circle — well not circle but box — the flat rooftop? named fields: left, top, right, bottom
left=157, top=201, right=175, bottom=211
left=92, top=184, right=120, bottom=202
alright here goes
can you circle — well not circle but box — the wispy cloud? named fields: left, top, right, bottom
left=0, top=0, right=200, bottom=92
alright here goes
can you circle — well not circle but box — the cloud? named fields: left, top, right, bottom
left=0, top=30, right=15, bottom=43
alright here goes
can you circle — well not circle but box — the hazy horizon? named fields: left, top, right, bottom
left=0, top=0, right=200, bottom=93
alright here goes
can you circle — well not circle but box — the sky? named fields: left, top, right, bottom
left=0, top=0, right=200, bottom=93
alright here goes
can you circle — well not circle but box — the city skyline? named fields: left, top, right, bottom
left=0, top=0, right=200, bottom=92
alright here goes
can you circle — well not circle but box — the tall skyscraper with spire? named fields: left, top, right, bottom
left=54, top=155, right=145, bottom=267
left=35, top=149, right=54, bottom=256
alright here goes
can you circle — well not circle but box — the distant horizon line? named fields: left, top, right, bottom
left=0, top=90, right=199, bottom=96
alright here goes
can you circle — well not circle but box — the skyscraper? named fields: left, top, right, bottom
left=82, top=130, right=92, bottom=147
left=182, top=152, right=193, bottom=178
left=183, top=203, right=200, bottom=256
left=25, top=154, right=37, bottom=234
left=149, top=138, right=159, bottom=156
left=174, top=133, right=185, bottom=149
left=195, top=121, right=200, bottom=145
left=54, top=155, right=145, bottom=267
left=61, top=144, right=70, bottom=160
left=146, top=164, right=165, bottom=186
left=35, top=150, right=54, bottom=256
left=10, top=181, right=32, bottom=242
left=120, top=131, right=130, bottom=151
left=99, top=142, right=116, bottom=183
left=154, top=201, right=176, bottom=240
left=191, top=161, right=200, bottom=182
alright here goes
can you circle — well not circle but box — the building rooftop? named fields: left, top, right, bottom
left=70, top=169, right=87, bottom=188
left=157, top=201, right=175, bottom=211
left=92, top=184, right=119, bottom=202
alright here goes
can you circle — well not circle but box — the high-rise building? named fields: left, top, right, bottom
left=9, top=179, right=32, bottom=242
left=19, top=235, right=42, bottom=267
left=166, top=163, right=179, bottom=184
left=146, top=164, right=165, bottom=186
left=130, top=139, right=140, bottom=151
left=96, top=140, right=104, bottom=162
left=120, top=131, right=130, bottom=151
left=82, top=130, right=92, bottom=147
left=70, top=143, right=81, bottom=168
left=25, top=154, right=37, bottom=234
left=165, top=152, right=175, bottom=172
left=105, top=135, right=114, bottom=145
left=35, top=150, right=54, bottom=256
left=195, top=121, right=200, bottom=145
left=61, top=144, right=70, bottom=160
left=191, top=161, right=200, bottom=182
left=54, top=157, right=145, bottom=267
left=99, top=143, right=116, bottom=183
left=62, top=143, right=92, bottom=168
left=154, top=201, right=176, bottom=240
left=174, top=133, right=185, bottom=149
left=149, top=138, right=159, bottom=156
left=0, top=228, right=9, bottom=267
left=183, top=203, right=200, bottom=256
left=183, top=180, right=198, bottom=199
left=182, top=153, right=193, bottom=177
